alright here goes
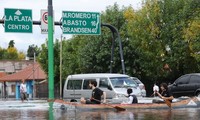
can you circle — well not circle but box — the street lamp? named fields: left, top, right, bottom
left=101, top=23, right=125, bottom=74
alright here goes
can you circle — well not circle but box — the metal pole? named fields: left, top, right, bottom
left=33, top=52, right=35, bottom=99
left=60, top=34, right=63, bottom=99
left=101, top=24, right=125, bottom=74
left=116, top=29, right=125, bottom=74
left=48, top=0, right=54, bottom=100
left=110, top=32, right=115, bottom=73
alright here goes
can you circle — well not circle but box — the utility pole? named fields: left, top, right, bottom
left=48, top=0, right=54, bottom=100
left=60, top=34, right=63, bottom=99
left=33, top=52, right=35, bottom=99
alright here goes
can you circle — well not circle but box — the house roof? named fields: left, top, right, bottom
left=0, top=63, right=47, bottom=82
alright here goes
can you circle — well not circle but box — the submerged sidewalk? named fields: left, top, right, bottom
left=0, top=99, right=49, bottom=109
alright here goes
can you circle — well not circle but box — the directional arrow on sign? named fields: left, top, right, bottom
left=15, top=10, right=22, bottom=15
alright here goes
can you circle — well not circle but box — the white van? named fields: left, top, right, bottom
left=63, top=73, right=143, bottom=103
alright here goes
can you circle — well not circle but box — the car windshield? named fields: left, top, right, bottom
left=131, top=77, right=142, bottom=84
left=110, top=77, right=138, bottom=88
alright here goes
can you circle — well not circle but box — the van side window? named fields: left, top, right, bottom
left=99, top=78, right=109, bottom=88
left=67, top=79, right=82, bottom=90
left=83, top=79, right=96, bottom=89
left=190, top=75, right=200, bottom=83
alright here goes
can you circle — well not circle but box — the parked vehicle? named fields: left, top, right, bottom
left=168, top=73, right=200, bottom=98
left=131, top=77, right=146, bottom=97
left=63, top=73, right=143, bottom=103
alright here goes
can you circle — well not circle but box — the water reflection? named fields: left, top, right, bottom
left=49, top=102, right=54, bottom=120
left=0, top=109, right=48, bottom=119
left=52, top=108, right=200, bottom=120
left=0, top=107, right=199, bottom=120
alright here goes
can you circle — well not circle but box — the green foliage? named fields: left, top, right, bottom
left=157, top=0, right=200, bottom=76
left=37, top=42, right=48, bottom=75
left=79, top=35, right=112, bottom=73
left=62, top=36, right=85, bottom=75
left=6, top=47, right=18, bottom=60
left=125, top=0, right=200, bottom=83
left=0, top=40, right=25, bottom=60
left=27, top=44, right=40, bottom=58
left=0, top=47, right=7, bottom=60
left=37, top=39, right=61, bottom=85
left=8, top=40, right=15, bottom=48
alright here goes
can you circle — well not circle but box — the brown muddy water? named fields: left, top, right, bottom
left=0, top=107, right=199, bottom=120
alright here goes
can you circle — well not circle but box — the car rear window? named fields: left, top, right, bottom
left=175, top=75, right=190, bottom=84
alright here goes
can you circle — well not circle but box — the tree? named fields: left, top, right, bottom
left=37, top=39, right=61, bottom=85
left=156, top=0, right=200, bottom=77
left=27, top=44, right=40, bottom=58
left=8, top=40, right=15, bottom=48
left=0, top=40, right=25, bottom=60
left=6, top=47, right=18, bottom=60
left=18, top=51, right=26, bottom=60
left=0, top=47, right=7, bottom=60
left=125, top=0, right=200, bottom=82
left=38, top=41, right=48, bottom=74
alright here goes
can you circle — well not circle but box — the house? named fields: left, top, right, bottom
left=0, top=62, right=47, bottom=99
left=0, top=60, right=33, bottom=73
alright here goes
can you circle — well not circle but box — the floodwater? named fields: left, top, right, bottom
left=0, top=107, right=200, bottom=120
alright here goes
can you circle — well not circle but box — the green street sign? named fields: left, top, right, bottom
left=62, top=11, right=101, bottom=35
left=4, top=8, right=32, bottom=33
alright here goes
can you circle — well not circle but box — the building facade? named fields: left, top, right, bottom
left=0, top=60, right=47, bottom=99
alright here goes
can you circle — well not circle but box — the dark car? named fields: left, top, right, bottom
left=169, top=73, right=200, bottom=98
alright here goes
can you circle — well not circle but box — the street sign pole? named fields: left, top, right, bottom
left=48, top=0, right=54, bottom=100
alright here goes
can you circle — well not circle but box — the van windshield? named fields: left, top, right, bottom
left=110, top=77, right=138, bottom=88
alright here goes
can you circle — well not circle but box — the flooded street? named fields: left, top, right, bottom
left=53, top=108, right=200, bottom=120
left=0, top=109, right=48, bottom=120
left=0, top=107, right=199, bottom=120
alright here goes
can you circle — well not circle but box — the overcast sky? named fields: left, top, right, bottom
left=0, top=0, right=142, bottom=52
